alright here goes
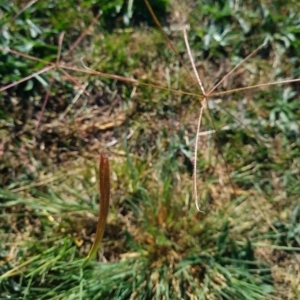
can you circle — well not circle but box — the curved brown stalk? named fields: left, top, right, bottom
left=82, top=152, right=110, bottom=267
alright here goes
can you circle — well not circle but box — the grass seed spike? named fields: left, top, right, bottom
left=82, top=152, right=110, bottom=267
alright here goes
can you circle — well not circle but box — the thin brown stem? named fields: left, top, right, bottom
left=1, top=0, right=39, bottom=29
left=56, top=32, right=65, bottom=66
left=34, top=80, right=53, bottom=135
left=144, top=0, right=196, bottom=86
left=210, top=78, right=300, bottom=97
left=183, top=28, right=206, bottom=96
left=193, top=106, right=204, bottom=212
left=0, top=66, right=54, bottom=92
left=0, top=46, right=52, bottom=64
left=64, top=12, right=101, bottom=57
left=59, top=69, right=90, bottom=96
left=207, top=43, right=264, bottom=95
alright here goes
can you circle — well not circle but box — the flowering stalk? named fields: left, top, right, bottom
left=82, top=152, right=110, bottom=267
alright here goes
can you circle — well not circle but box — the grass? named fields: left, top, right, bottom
left=0, top=0, right=300, bottom=299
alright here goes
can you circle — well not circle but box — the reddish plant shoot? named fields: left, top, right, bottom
left=82, top=152, right=110, bottom=267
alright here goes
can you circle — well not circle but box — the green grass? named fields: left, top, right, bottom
left=1, top=0, right=300, bottom=299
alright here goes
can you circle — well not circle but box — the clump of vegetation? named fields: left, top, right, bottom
left=0, top=0, right=300, bottom=299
